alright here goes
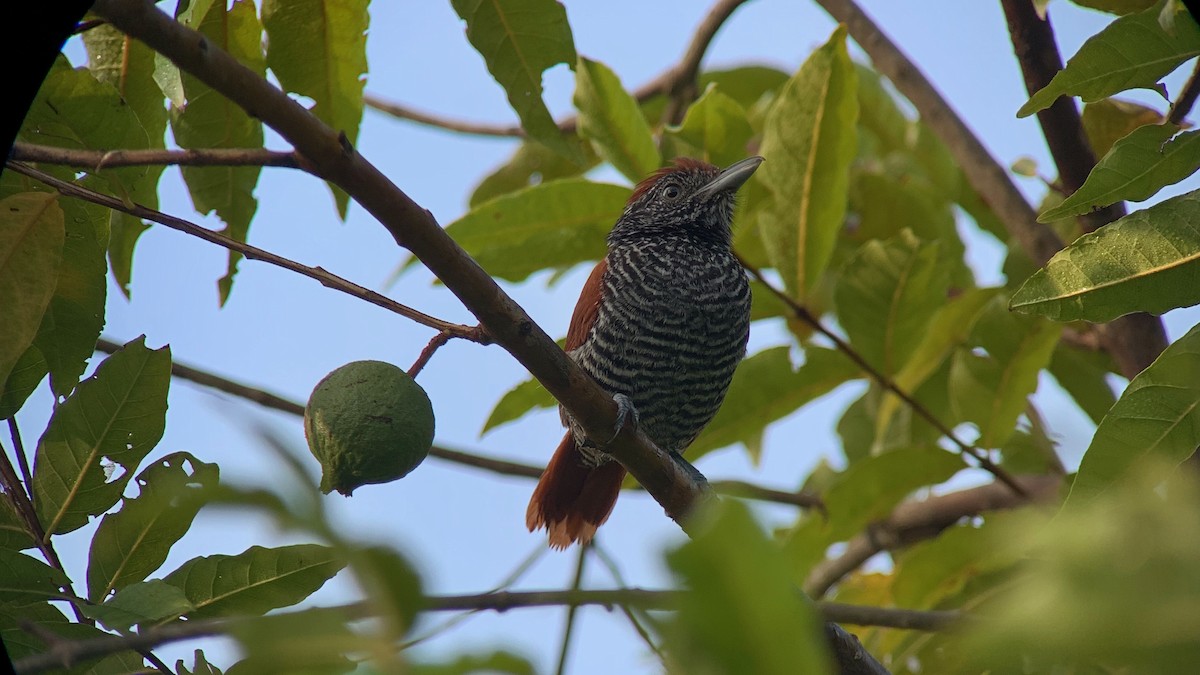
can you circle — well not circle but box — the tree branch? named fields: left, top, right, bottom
left=14, top=591, right=962, bottom=674
left=741, top=259, right=1028, bottom=498
left=1168, top=58, right=1200, bottom=125
left=91, top=337, right=824, bottom=511
left=660, top=0, right=754, bottom=125
left=7, top=161, right=486, bottom=344
left=804, top=474, right=1061, bottom=597
left=812, top=0, right=1166, bottom=378
left=9, top=141, right=303, bottom=170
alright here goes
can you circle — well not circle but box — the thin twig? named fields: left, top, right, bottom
left=803, top=474, right=1061, bottom=597
left=74, top=19, right=107, bottom=33
left=8, top=418, right=34, bottom=503
left=661, top=0, right=754, bottom=125
left=739, top=258, right=1028, bottom=498
left=554, top=546, right=589, bottom=675
left=6, top=161, right=487, bottom=343
left=407, top=330, right=453, bottom=379
left=9, top=142, right=303, bottom=170
left=1169, top=58, right=1200, bottom=126
left=93, top=336, right=824, bottom=510
left=593, top=544, right=667, bottom=663
left=14, top=590, right=962, bottom=673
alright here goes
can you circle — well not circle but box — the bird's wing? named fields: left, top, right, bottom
left=565, top=258, right=607, bottom=352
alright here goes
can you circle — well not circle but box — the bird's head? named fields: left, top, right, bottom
left=609, top=156, right=763, bottom=247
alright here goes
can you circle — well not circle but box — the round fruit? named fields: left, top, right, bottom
left=304, top=360, right=435, bottom=495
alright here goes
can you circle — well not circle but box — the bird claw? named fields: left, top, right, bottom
left=578, top=393, right=640, bottom=451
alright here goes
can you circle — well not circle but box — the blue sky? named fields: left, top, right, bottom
left=32, top=1, right=1200, bottom=673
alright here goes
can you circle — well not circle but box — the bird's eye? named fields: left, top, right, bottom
left=663, top=185, right=682, bottom=200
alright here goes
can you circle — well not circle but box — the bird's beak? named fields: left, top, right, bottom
left=694, top=156, right=764, bottom=199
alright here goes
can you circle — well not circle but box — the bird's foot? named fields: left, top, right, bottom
left=579, top=393, right=640, bottom=450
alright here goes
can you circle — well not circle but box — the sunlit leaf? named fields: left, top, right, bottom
left=667, top=501, right=832, bottom=675
left=892, top=514, right=1023, bottom=610
left=835, top=231, right=950, bottom=376
left=263, top=0, right=367, bottom=218
left=950, top=297, right=1062, bottom=448
left=32, top=337, right=171, bottom=536
left=1067, top=322, right=1200, bottom=506
left=665, top=85, right=754, bottom=168
left=163, top=544, right=346, bottom=620
left=1012, top=189, right=1200, bottom=321
left=699, top=66, right=789, bottom=118
left=451, top=0, right=580, bottom=161
left=1041, top=124, right=1200, bottom=222
left=443, top=178, right=625, bottom=281
left=757, top=26, right=858, bottom=300
left=0, top=192, right=63, bottom=391
left=1081, top=97, right=1166, bottom=157
left=87, top=452, right=219, bottom=601
left=575, top=57, right=660, bottom=182
left=1019, top=3, right=1200, bottom=117
left=173, top=0, right=264, bottom=302
left=469, top=137, right=597, bottom=207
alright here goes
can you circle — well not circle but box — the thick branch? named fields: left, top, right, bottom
left=804, top=474, right=1061, bottom=597
left=812, top=0, right=1166, bottom=378
left=9, top=141, right=302, bottom=170
left=91, top=337, right=823, bottom=510
left=7, top=161, right=485, bottom=343
left=14, top=591, right=961, bottom=673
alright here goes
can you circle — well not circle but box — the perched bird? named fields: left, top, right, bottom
left=526, top=156, right=762, bottom=549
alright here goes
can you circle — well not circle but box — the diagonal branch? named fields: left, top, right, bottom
left=804, top=474, right=1062, bottom=597
left=812, top=0, right=1166, bottom=378
left=741, top=259, right=1028, bottom=498
left=6, top=161, right=486, bottom=344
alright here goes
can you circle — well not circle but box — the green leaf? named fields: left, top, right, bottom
left=892, top=515, right=1022, bottom=610
left=1041, top=124, right=1200, bottom=222
left=0, top=549, right=70, bottom=605
left=874, top=287, right=1000, bottom=443
left=823, top=446, right=963, bottom=542
left=835, top=231, right=951, bottom=376
left=664, top=84, right=754, bottom=169
left=32, top=336, right=171, bottom=536
left=950, top=297, right=1062, bottom=448
left=666, top=500, right=832, bottom=675
left=411, top=650, right=537, bottom=675
left=0, top=601, right=146, bottom=671
left=1070, top=0, right=1157, bottom=14
left=0, top=346, right=48, bottom=420
left=88, top=452, right=219, bottom=601
left=1048, top=343, right=1118, bottom=424
left=469, top=137, right=597, bottom=207
left=757, top=26, right=858, bottom=300
left=0, top=498, right=35, bottom=551
left=698, top=66, right=789, bottom=116
left=163, top=544, right=346, bottom=620
left=1081, top=97, right=1166, bottom=157
left=175, top=0, right=265, bottom=302
left=21, top=56, right=158, bottom=297
left=574, top=57, right=660, bottom=182
left=688, top=346, right=861, bottom=462
left=263, top=0, right=367, bottom=218
left=1019, top=2, right=1200, bottom=117
left=1012, top=189, right=1200, bottom=322
left=226, top=607, right=364, bottom=675
left=482, top=377, right=555, bottom=434
left=177, top=649, right=224, bottom=675
left=1067, top=322, right=1200, bottom=506
left=32, top=186, right=108, bottom=398
left=451, top=0, right=580, bottom=162
left=0, top=192, right=64, bottom=391
left=443, top=178, right=625, bottom=281
left=349, top=545, right=424, bottom=636
left=81, top=579, right=195, bottom=630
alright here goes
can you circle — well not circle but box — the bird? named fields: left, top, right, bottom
left=526, top=156, right=762, bottom=549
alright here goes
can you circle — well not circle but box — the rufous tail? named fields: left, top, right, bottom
left=526, top=433, right=626, bottom=549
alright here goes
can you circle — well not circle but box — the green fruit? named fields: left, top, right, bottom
left=304, top=360, right=435, bottom=495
